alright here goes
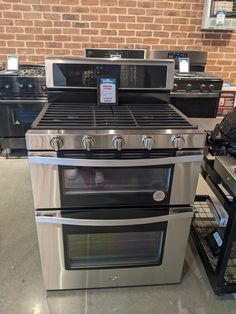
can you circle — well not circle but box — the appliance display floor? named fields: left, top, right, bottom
left=1, top=158, right=236, bottom=314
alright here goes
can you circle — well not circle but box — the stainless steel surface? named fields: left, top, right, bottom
left=170, top=158, right=202, bottom=204
left=147, top=51, right=207, bottom=67
left=36, top=210, right=194, bottom=226
left=170, top=92, right=220, bottom=98
left=45, top=58, right=175, bottom=91
left=36, top=208, right=193, bottom=290
left=28, top=154, right=203, bottom=167
left=84, top=48, right=146, bottom=59
left=214, top=156, right=236, bottom=197
left=26, top=130, right=206, bottom=151
left=28, top=151, right=202, bottom=208
left=28, top=151, right=61, bottom=209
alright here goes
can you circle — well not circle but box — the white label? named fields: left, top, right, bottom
left=213, top=231, right=223, bottom=247
left=100, top=78, right=116, bottom=104
left=179, top=58, right=189, bottom=73
left=153, top=191, right=166, bottom=202
left=7, top=55, right=18, bottom=71
left=216, top=11, right=226, bottom=26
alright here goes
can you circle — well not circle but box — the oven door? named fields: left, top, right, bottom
left=35, top=207, right=194, bottom=290
left=170, top=92, right=220, bottom=118
left=28, top=151, right=203, bottom=208
left=0, top=101, right=45, bottom=137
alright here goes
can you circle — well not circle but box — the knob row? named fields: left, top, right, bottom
left=50, top=136, right=185, bottom=151
left=173, top=83, right=215, bottom=92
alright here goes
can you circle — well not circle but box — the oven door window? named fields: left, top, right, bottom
left=61, top=165, right=172, bottom=207
left=63, top=208, right=167, bottom=269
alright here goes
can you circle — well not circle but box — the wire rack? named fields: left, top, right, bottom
left=193, top=200, right=236, bottom=284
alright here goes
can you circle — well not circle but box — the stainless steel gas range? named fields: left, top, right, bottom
left=26, top=58, right=206, bottom=290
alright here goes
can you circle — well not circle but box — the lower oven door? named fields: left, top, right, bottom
left=36, top=207, right=194, bottom=290
left=170, top=92, right=220, bottom=118
left=28, top=151, right=203, bottom=208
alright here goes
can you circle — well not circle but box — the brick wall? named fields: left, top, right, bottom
left=0, top=0, right=236, bottom=83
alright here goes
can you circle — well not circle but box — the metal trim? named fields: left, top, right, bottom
left=28, top=154, right=203, bottom=167
left=171, top=92, right=220, bottom=98
left=35, top=211, right=194, bottom=226
left=45, top=58, right=175, bottom=90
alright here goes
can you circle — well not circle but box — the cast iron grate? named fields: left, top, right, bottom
left=33, top=103, right=196, bottom=130
left=193, top=200, right=236, bottom=284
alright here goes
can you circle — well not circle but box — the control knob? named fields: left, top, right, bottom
left=186, top=84, right=192, bottom=92
left=50, top=136, right=64, bottom=151
left=172, top=136, right=185, bottom=150
left=82, top=136, right=94, bottom=151
left=18, top=83, right=24, bottom=88
left=28, top=83, right=34, bottom=89
left=200, top=84, right=206, bottom=92
left=209, top=84, right=215, bottom=92
left=113, top=136, right=125, bottom=151
left=143, top=136, right=154, bottom=150
left=5, top=84, right=10, bottom=89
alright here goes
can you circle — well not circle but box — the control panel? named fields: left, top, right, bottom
left=0, top=76, right=46, bottom=97
left=53, top=63, right=167, bottom=89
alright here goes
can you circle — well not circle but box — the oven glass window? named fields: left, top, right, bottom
left=65, top=230, right=165, bottom=269
left=63, top=167, right=171, bottom=195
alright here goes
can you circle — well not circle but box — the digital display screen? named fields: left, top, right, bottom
left=178, top=58, right=190, bottom=73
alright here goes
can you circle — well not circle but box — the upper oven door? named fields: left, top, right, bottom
left=28, top=150, right=203, bottom=209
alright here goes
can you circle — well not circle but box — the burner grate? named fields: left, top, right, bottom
left=33, top=103, right=196, bottom=130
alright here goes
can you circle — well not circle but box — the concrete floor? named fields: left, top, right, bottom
left=1, top=157, right=236, bottom=314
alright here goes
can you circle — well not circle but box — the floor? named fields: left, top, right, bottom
left=1, top=157, right=236, bottom=314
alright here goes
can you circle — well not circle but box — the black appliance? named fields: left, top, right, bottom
left=0, top=64, right=47, bottom=157
left=148, top=50, right=223, bottom=118
left=85, top=48, right=146, bottom=59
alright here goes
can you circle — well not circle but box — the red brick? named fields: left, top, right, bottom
left=119, top=1, right=136, bottom=7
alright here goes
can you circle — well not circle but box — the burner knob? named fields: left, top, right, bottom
left=143, top=136, right=155, bottom=150
left=5, top=84, right=10, bottom=89
left=173, top=83, right=178, bottom=91
left=41, top=85, right=47, bottom=91
left=172, top=136, right=185, bottom=150
left=28, top=83, right=33, bottom=88
left=113, top=136, right=125, bottom=151
left=200, top=84, right=206, bottom=92
left=50, top=137, right=64, bottom=151
left=186, top=84, right=192, bottom=92
left=82, top=136, right=95, bottom=151
left=209, top=84, right=215, bottom=92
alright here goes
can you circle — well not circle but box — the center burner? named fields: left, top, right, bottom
left=32, top=103, right=196, bottom=130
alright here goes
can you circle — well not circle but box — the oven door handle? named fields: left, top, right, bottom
left=35, top=211, right=194, bottom=226
left=171, top=92, right=219, bottom=98
left=28, top=155, right=203, bottom=167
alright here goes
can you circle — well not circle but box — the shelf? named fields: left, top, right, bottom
left=193, top=199, right=236, bottom=285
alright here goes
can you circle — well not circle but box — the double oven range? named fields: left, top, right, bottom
left=26, top=58, right=206, bottom=290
